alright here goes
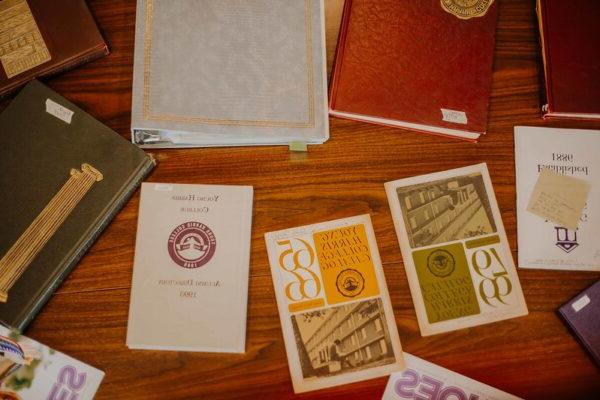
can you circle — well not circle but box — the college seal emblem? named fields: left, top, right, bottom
left=440, top=0, right=495, bottom=20
left=336, top=269, right=365, bottom=298
left=167, top=221, right=216, bottom=268
left=427, top=249, right=455, bottom=277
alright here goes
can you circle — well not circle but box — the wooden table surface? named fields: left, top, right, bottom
left=4, top=0, right=600, bottom=399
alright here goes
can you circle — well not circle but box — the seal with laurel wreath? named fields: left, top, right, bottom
left=441, top=0, right=495, bottom=20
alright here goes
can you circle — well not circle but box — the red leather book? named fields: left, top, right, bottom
left=329, top=0, right=499, bottom=141
left=538, top=0, right=600, bottom=120
left=0, top=0, right=108, bottom=97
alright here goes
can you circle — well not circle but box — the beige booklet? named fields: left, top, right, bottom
left=265, top=215, right=404, bottom=393
left=385, top=164, right=528, bottom=336
left=127, top=183, right=253, bottom=352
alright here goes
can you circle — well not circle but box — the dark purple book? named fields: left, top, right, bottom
left=559, top=281, right=600, bottom=367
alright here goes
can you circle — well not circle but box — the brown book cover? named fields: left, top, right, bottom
left=0, top=0, right=108, bottom=97
left=329, top=0, right=499, bottom=141
left=0, top=81, right=155, bottom=331
left=537, top=0, right=600, bottom=120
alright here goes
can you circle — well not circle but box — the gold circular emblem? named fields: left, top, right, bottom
left=440, top=0, right=495, bottom=20
left=335, top=269, right=365, bottom=298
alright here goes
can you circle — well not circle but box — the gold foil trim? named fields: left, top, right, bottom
left=142, top=0, right=316, bottom=128
left=0, top=164, right=103, bottom=303
left=0, top=0, right=51, bottom=78
left=440, top=0, right=495, bottom=20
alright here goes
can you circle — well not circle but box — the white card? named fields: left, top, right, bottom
left=515, top=126, right=600, bottom=271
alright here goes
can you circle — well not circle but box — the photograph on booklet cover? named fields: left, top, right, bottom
left=394, top=172, right=498, bottom=249
left=291, top=298, right=396, bottom=379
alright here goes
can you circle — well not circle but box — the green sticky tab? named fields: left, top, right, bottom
left=289, top=141, right=308, bottom=152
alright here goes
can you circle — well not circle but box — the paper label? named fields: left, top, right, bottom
left=441, top=109, right=468, bottom=125
left=0, top=0, right=51, bottom=78
left=572, top=295, right=590, bottom=312
left=526, top=168, right=591, bottom=230
left=153, top=183, right=174, bottom=191
left=46, top=99, right=74, bottom=124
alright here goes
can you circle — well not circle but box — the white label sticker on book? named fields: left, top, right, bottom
left=46, top=99, right=74, bottom=124
left=441, top=108, right=468, bottom=124
left=572, top=295, right=590, bottom=312
left=154, top=184, right=173, bottom=191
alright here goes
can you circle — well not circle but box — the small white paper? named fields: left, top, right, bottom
left=441, top=108, right=468, bottom=124
left=572, top=294, right=590, bottom=312
left=46, top=98, right=74, bottom=124
left=153, top=183, right=173, bottom=191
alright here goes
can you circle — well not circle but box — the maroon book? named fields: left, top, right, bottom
left=559, top=281, right=600, bottom=367
left=0, top=0, right=108, bottom=97
left=537, top=0, right=600, bottom=120
left=329, top=0, right=499, bottom=141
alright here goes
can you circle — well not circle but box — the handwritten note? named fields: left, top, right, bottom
left=527, top=168, right=590, bottom=230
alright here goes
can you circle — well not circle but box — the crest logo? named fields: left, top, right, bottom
left=555, top=227, right=578, bottom=253
left=441, top=0, right=495, bottom=20
left=336, top=269, right=365, bottom=298
left=427, top=249, right=456, bottom=277
left=168, top=222, right=216, bottom=268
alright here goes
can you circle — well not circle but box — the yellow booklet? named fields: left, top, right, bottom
left=265, top=214, right=404, bottom=393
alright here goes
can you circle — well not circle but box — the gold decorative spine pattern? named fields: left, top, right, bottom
left=0, top=0, right=51, bottom=78
left=0, top=164, right=103, bottom=303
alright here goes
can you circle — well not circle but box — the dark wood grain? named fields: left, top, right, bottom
left=3, top=0, right=600, bottom=399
